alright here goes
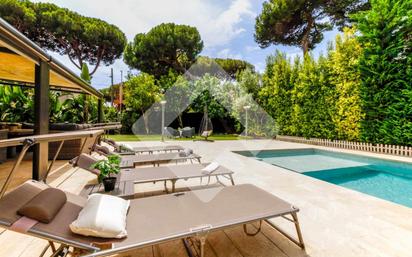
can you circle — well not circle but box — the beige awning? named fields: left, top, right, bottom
left=0, top=50, right=88, bottom=92
left=0, top=19, right=102, bottom=98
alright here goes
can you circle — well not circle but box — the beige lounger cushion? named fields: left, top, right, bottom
left=76, top=153, right=100, bottom=175
left=95, top=145, right=111, bottom=155
left=17, top=188, right=67, bottom=224
left=70, top=194, right=129, bottom=238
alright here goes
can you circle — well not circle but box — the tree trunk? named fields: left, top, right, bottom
left=142, top=109, right=150, bottom=134
left=301, top=12, right=314, bottom=54
left=178, top=113, right=183, bottom=128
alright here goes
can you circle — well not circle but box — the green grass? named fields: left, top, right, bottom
left=107, top=134, right=251, bottom=141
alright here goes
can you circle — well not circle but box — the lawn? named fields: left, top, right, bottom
left=107, top=134, right=252, bottom=141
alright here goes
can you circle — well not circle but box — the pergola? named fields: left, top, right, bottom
left=0, top=18, right=104, bottom=180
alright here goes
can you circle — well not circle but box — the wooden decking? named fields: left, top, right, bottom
left=0, top=155, right=307, bottom=257
left=122, top=222, right=306, bottom=257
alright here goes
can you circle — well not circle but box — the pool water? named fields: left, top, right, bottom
left=235, top=149, right=412, bottom=208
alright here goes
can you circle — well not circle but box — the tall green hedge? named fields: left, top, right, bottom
left=261, top=0, right=411, bottom=145
left=293, top=54, right=336, bottom=138
left=355, top=0, right=412, bottom=145
left=260, top=51, right=296, bottom=135
left=261, top=28, right=363, bottom=140
left=329, top=28, right=363, bottom=141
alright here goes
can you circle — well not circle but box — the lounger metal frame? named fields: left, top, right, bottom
left=81, top=206, right=305, bottom=257
left=184, top=212, right=305, bottom=257
left=0, top=130, right=103, bottom=198
left=119, top=154, right=202, bottom=168
left=144, top=171, right=235, bottom=193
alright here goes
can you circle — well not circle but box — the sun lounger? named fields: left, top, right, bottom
left=132, top=145, right=185, bottom=154
left=75, top=154, right=233, bottom=193
left=102, top=138, right=184, bottom=154
left=120, top=163, right=235, bottom=192
left=0, top=180, right=305, bottom=257
left=119, top=152, right=202, bottom=168
left=93, top=143, right=134, bottom=156
left=91, top=146, right=201, bottom=168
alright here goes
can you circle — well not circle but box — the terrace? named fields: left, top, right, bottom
left=0, top=0, right=411, bottom=257
left=1, top=139, right=412, bottom=257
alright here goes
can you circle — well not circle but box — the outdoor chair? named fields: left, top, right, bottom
left=0, top=180, right=305, bottom=257
left=180, top=127, right=195, bottom=138
left=164, top=127, right=180, bottom=138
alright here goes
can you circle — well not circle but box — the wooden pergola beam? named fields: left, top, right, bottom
left=33, top=60, right=50, bottom=181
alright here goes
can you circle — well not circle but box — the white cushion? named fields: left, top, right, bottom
left=179, top=148, right=193, bottom=157
left=70, top=194, right=129, bottom=238
left=202, top=162, right=220, bottom=174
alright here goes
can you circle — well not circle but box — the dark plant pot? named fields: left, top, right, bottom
left=102, top=177, right=116, bottom=192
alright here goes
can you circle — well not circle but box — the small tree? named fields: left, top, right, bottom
left=123, top=73, right=161, bottom=134
left=124, top=23, right=203, bottom=78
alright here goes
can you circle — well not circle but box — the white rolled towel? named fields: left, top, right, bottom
left=202, top=162, right=220, bottom=174
left=179, top=148, right=193, bottom=157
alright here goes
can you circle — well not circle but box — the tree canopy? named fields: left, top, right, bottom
left=214, top=58, right=255, bottom=79
left=124, top=23, right=203, bottom=78
left=254, top=0, right=369, bottom=53
left=0, top=0, right=127, bottom=76
left=188, top=56, right=255, bottom=80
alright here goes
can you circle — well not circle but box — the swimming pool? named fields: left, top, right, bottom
left=235, top=148, right=412, bottom=208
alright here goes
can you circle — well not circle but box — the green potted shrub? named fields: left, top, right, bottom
left=90, top=155, right=121, bottom=192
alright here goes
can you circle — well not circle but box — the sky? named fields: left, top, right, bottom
left=33, top=0, right=339, bottom=89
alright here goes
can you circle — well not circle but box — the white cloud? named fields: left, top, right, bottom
left=245, top=45, right=260, bottom=52
left=34, top=0, right=255, bottom=47
left=217, top=48, right=243, bottom=60
left=31, top=0, right=257, bottom=88
left=205, top=0, right=255, bottom=46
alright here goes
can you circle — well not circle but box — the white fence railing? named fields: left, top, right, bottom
left=276, top=135, right=412, bottom=157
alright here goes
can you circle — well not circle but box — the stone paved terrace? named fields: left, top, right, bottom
left=1, top=139, right=412, bottom=257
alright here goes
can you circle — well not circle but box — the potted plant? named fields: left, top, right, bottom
left=90, top=155, right=121, bottom=192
